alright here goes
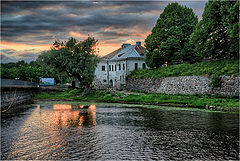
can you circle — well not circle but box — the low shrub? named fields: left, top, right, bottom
left=209, top=74, right=222, bottom=88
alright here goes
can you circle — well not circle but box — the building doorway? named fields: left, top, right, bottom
left=109, top=79, right=113, bottom=88
left=72, top=81, right=76, bottom=88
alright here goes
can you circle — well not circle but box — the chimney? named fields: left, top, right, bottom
left=136, top=41, right=141, bottom=46
left=121, top=43, right=131, bottom=48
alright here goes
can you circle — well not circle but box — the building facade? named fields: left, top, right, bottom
left=94, top=41, right=147, bottom=89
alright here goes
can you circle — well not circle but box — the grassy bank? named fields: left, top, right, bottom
left=128, top=60, right=239, bottom=78
left=34, top=89, right=239, bottom=112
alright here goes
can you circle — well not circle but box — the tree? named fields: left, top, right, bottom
left=146, top=50, right=163, bottom=68
left=190, top=0, right=237, bottom=60
left=145, top=3, right=198, bottom=68
left=1, top=60, right=67, bottom=83
left=37, top=37, right=99, bottom=94
left=227, top=1, right=239, bottom=58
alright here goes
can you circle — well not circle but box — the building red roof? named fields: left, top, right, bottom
left=101, top=43, right=146, bottom=60
left=101, top=48, right=122, bottom=60
left=135, top=45, right=146, bottom=56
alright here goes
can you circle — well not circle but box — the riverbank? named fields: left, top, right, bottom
left=128, top=59, right=239, bottom=78
left=33, top=89, right=239, bottom=112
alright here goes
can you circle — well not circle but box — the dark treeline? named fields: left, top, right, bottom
left=145, top=1, right=239, bottom=68
left=1, top=60, right=68, bottom=84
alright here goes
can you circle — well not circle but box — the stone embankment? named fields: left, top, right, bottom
left=1, top=89, right=34, bottom=109
left=1, top=79, right=38, bottom=111
left=126, top=76, right=239, bottom=97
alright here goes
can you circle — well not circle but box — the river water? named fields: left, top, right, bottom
left=1, top=101, right=239, bottom=160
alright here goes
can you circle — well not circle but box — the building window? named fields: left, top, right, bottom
left=142, top=63, right=146, bottom=69
left=102, top=65, right=105, bottom=71
left=135, top=63, right=138, bottom=70
left=123, top=64, right=125, bottom=70
left=112, top=65, right=114, bottom=71
left=109, top=65, right=111, bottom=71
left=103, top=79, right=107, bottom=82
left=120, top=76, right=121, bottom=81
left=119, top=64, right=121, bottom=70
left=115, top=65, right=117, bottom=71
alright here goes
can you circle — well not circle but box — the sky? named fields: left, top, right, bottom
left=1, top=0, right=206, bottom=63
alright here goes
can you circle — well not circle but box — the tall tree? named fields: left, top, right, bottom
left=227, top=1, right=239, bottom=58
left=190, top=0, right=237, bottom=60
left=37, top=37, right=99, bottom=94
left=145, top=3, right=198, bottom=68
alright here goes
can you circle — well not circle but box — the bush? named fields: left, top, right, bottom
left=209, top=74, right=222, bottom=88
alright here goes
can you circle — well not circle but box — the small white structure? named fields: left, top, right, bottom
left=94, top=41, right=147, bottom=89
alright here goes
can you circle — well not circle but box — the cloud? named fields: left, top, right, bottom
left=96, top=41, right=120, bottom=57
left=1, top=48, right=45, bottom=63
left=1, top=49, right=16, bottom=55
left=0, top=52, right=19, bottom=63
left=1, top=1, right=206, bottom=62
left=1, top=41, right=50, bottom=51
left=2, top=1, right=204, bottom=41
left=69, top=31, right=89, bottom=39
left=1, top=41, right=49, bottom=63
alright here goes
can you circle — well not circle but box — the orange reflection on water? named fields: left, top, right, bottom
left=52, top=104, right=96, bottom=127
left=53, top=104, right=72, bottom=110
left=86, top=104, right=97, bottom=126
left=79, top=105, right=84, bottom=109
left=78, top=115, right=85, bottom=126
left=88, top=104, right=96, bottom=112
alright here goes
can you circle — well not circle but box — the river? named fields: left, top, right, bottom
left=1, top=101, right=239, bottom=160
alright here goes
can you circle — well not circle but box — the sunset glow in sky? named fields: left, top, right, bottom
left=1, top=1, right=206, bottom=63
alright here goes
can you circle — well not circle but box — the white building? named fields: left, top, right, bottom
left=94, top=41, right=147, bottom=89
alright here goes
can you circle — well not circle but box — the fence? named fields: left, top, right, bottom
left=1, top=79, right=38, bottom=88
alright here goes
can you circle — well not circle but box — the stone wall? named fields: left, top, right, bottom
left=1, top=88, right=36, bottom=110
left=93, top=78, right=109, bottom=90
left=126, top=76, right=239, bottom=97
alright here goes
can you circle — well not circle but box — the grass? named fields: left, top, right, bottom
left=34, top=60, right=239, bottom=112
left=128, top=59, right=239, bottom=78
left=34, top=89, right=239, bottom=111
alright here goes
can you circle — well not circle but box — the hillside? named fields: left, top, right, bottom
left=128, top=60, right=239, bottom=78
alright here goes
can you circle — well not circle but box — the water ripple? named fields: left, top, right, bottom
left=1, top=103, right=239, bottom=160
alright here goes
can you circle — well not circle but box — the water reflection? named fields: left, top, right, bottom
left=53, top=104, right=72, bottom=110
left=36, top=105, right=40, bottom=109
left=1, top=103, right=239, bottom=160
left=52, top=104, right=96, bottom=127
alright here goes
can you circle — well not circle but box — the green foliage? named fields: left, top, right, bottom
left=190, top=0, right=238, bottom=60
left=34, top=89, right=239, bottom=109
left=209, top=74, right=222, bottom=88
left=146, top=50, right=163, bottom=68
left=227, top=1, right=239, bottom=57
left=145, top=2, right=198, bottom=67
left=128, top=60, right=239, bottom=78
left=1, top=60, right=68, bottom=83
left=37, top=37, right=99, bottom=93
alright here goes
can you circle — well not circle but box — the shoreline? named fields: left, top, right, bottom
left=33, top=98, right=239, bottom=113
